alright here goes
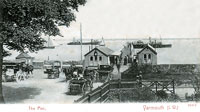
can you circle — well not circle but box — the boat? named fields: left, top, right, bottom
left=67, top=40, right=101, bottom=45
left=132, top=37, right=172, bottom=48
left=132, top=43, right=172, bottom=48
left=43, top=36, right=56, bottom=49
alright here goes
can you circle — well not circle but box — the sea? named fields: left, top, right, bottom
left=4, top=38, right=200, bottom=64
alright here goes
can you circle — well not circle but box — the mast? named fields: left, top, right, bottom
left=160, top=34, right=162, bottom=43
left=80, top=23, right=83, bottom=61
left=48, top=36, right=50, bottom=47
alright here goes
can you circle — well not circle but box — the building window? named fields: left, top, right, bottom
left=95, top=56, right=98, bottom=61
left=144, top=54, right=147, bottom=60
left=90, top=56, right=93, bottom=61
left=99, top=56, right=102, bottom=61
left=148, top=54, right=151, bottom=59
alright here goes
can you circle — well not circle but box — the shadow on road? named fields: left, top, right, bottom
left=3, top=85, right=41, bottom=104
left=56, top=79, right=67, bottom=83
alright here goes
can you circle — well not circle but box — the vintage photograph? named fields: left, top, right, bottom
left=0, top=0, right=200, bottom=104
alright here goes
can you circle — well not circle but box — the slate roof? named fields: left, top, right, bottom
left=16, top=53, right=32, bottom=59
left=85, top=46, right=114, bottom=56
left=137, top=44, right=157, bottom=55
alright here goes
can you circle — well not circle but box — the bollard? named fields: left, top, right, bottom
left=88, top=94, right=91, bottom=103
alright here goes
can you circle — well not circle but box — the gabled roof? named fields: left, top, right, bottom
left=112, top=49, right=121, bottom=56
left=16, top=53, right=32, bottom=59
left=137, top=44, right=157, bottom=55
left=85, top=46, right=114, bottom=56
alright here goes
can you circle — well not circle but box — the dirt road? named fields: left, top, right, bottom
left=3, top=69, right=102, bottom=104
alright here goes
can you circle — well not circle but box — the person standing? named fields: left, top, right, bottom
left=116, top=57, right=121, bottom=73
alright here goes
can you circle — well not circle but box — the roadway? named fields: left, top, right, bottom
left=2, top=69, right=102, bottom=104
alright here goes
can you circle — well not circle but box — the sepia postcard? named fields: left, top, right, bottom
left=0, top=0, right=200, bottom=112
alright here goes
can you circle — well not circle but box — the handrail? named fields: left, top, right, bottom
left=74, top=80, right=175, bottom=103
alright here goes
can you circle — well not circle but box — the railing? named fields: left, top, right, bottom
left=74, top=81, right=111, bottom=103
left=74, top=79, right=175, bottom=103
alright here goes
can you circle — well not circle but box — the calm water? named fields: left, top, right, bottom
left=5, top=39, right=200, bottom=64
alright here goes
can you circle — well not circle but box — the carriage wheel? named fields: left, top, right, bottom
left=2, top=75, right=7, bottom=82
left=69, top=83, right=72, bottom=94
left=16, top=72, right=22, bottom=82
left=23, top=72, right=27, bottom=80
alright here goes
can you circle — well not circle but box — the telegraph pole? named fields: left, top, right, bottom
left=80, top=23, right=83, bottom=61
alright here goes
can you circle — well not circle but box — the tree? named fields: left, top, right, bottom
left=0, top=0, right=86, bottom=103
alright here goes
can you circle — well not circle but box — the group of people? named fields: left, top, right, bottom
left=16, top=63, right=34, bottom=81
left=63, top=65, right=83, bottom=80
left=136, top=71, right=143, bottom=87
left=83, top=67, right=94, bottom=89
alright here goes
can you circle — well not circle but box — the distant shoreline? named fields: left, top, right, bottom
left=54, top=37, right=200, bottom=41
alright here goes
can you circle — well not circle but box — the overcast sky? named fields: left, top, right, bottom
left=55, top=0, right=200, bottom=40
left=5, top=0, right=200, bottom=63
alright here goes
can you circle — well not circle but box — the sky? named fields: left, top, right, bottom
left=56, top=0, right=200, bottom=41
left=4, top=0, right=200, bottom=64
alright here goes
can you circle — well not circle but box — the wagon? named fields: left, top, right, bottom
left=44, top=60, right=61, bottom=79
left=68, top=77, right=92, bottom=95
left=97, top=65, right=113, bottom=82
left=2, top=60, right=25, bottom=82
left=63, top=63, right=83, bottom=81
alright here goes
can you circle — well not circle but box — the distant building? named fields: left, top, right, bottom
left=32, top=60, right=44, bottom=69
left=120, top=42, right=135, bottom=65
left=16, top=53, right=34, bottom=65
left=137, top=44, right=157, bottom=65
left=84, top=46, right=114, bottom=69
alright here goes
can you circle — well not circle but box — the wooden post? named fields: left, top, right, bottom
left=118, top=92, right=121, bottom=102
left=155, top=81, right=158, bottom=94
left=172, top=80, right=175, bottom=94
left=108, top=80, right=111, bottom=90
left=118, top=79, right=121, bottom=88
left=99, top=87, right=102, bottom=103
left=88, top=94, right=91, bottom=103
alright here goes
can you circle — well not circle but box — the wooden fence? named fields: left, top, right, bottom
left=74, top=79, right=175, bottom=103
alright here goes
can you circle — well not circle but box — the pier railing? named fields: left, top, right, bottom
left=74, top=79, right=175, bottom=103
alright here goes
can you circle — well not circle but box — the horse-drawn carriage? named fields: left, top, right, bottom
left=97, top=65, right=113, bottom=82
left=68, top=67, right=94, bottom=95
left=2, top=60, right=32, bottom=82
left=68, top=76, right=93, bottom=95
left=62, top=63, right=83, bottom=81
left=44, top=60, right=61, bottom=79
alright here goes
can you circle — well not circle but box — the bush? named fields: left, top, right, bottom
left=156, top=90, right=168, bottom=99
left=107, top=87, right=157, bottom=102
left=167, top=94, right=181, bottom=102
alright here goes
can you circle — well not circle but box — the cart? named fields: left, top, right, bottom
left=2, top=60, right=25, bottom=82
left=63, top=64, right=83, bottom=81
left=68, top=77, right=92, bottom=95
left=44, top=60, right=61, bottom=79
left=97, top=65, right=113, bottom=82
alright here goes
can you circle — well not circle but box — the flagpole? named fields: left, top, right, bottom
left=80, top=23, right=82, bottom=61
